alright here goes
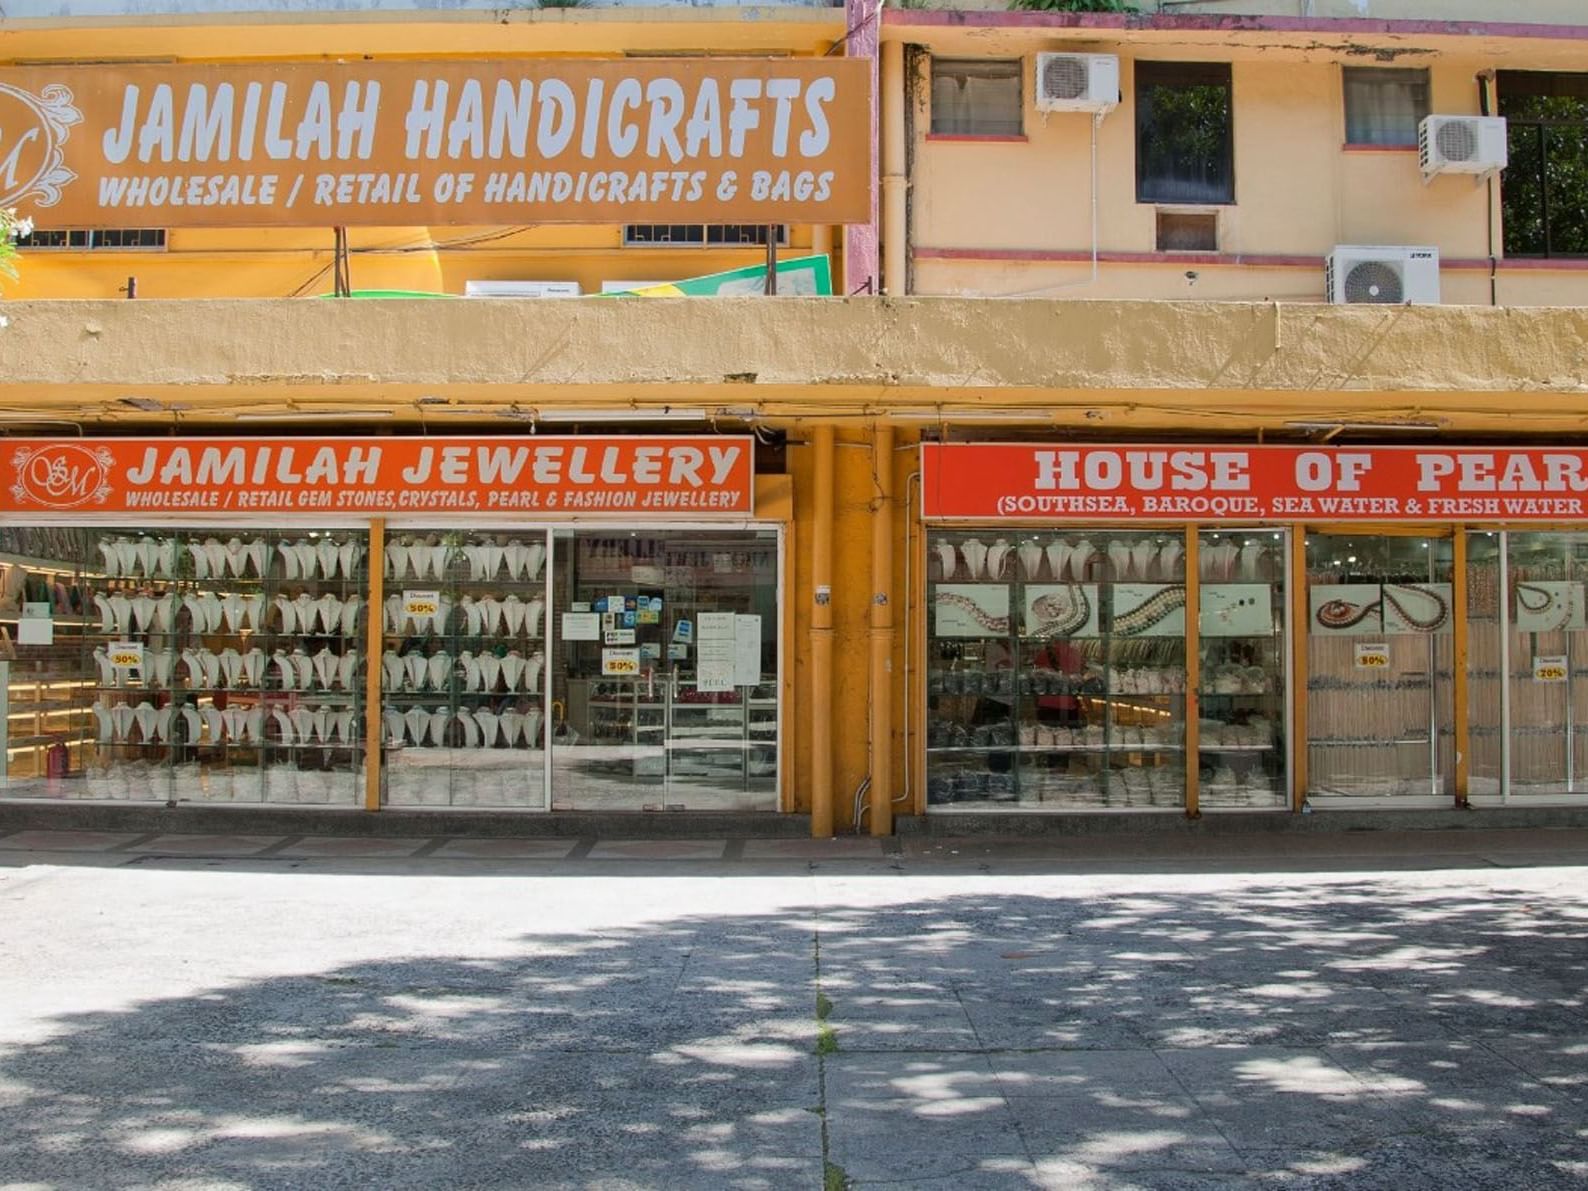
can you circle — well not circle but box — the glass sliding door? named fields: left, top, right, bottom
left=1198, top=529, right=1289, bottom=809
left=1305, top=532, right=1455, bottom=802
left=1468, top=530, right=1588, bottom=800
left=549, top=529, right=780, bottom=811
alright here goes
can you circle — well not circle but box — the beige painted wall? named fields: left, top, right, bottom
left=910, top=49, right=1522, bottom=301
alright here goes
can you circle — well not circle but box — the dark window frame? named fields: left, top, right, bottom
left=1135, top=61, right=1235, bottom=206
left=1498, top=70, right=1588, bottom=259
left=15, top=228, right=166, bottom=251
left=1341, top=66, right=1430, bottom=147
left=622, top=225, right=787, bottom=248
left=929, top=57, right=1024, bottom=138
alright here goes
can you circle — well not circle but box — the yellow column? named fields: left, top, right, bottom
left=810, top=426, right=836, bottom=837
left=1452, top=528, right=1469, bottom=806
left=1290, top=525, right=1309, bottom=811
left=812, top=225, right=834, bottom=277
left=869, top=421, right=895, bottom=835
left=881, top=40, right=908, bottom=297
left=1183, top=526, right=1200, bottom=819
left=364, top=516, right=385, bottom=813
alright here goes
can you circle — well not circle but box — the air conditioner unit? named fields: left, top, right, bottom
left=1034, top=53, right=1119, bottom=114
left=463, top=280, right=583, bottom=298
left=1326, top=246, right=1440, bottom=305
left=1419, top=115, right=1507, bottom=178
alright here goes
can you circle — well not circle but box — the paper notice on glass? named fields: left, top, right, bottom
left=562, top=612, right=600, bottom=641
left=403, top=590, right=440, bottom=620
left=697, top=612, right=737, bottom=692
left=602, top=647, right=640, bottom=677
left=734, top=615, right=762, bottom=687
left=18, top=603, right=52, bottom=645
left=1354, top=642, right=1390, bottom=670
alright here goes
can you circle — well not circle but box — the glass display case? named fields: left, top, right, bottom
left=2, top=526, right=370, bottom=804
left=380, top=529, right=548, bottom=809
left=1198, top=529, right=1289, bottom=809
left=925, top=529, right=1186, bottom=810
left=1305, top=533, right=1455, bottom=802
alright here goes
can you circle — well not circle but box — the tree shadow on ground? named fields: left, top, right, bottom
left=1, top=875, right=1586, bottom=1189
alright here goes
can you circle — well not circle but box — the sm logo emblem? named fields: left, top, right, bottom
left=0, top=83, right=82, bottom=209
left=9, top=444, right=115, bottom=510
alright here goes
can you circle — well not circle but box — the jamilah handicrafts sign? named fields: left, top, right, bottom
left=0, top=59, right=869, bottom=227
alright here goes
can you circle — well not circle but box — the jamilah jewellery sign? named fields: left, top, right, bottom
left=0, top=59, right=869, bottom=227
left=3, top=437, right=755, bottom=516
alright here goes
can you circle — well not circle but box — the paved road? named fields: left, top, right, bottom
left=1, top=827, right=1586, bottom=1189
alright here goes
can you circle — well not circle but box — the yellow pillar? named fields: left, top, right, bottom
left=1182, top=526, right=1200, bottom=819
left=881, top=40, right=908, bottom=297
left=1290, top=525, right=1309, bottom=811
left=1452, top=528, right=1469, bottom=806
left=869, top=421, right=896, bottom=835
left=810, top=426, right=836, bottom=837
left=364, top=516, right=385, bottom=813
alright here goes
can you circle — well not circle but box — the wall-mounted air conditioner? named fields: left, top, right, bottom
left=1419, top=115, right=1508, bottom=179
left=1033, top=53, right=1119, bottom=115
left=464, top=280, right=583, bottom=298
left=1325, top=246, right=1441, bottom=305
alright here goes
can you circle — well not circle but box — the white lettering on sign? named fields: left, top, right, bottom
left=1031, top=450, right=1251, bottom=493
left=1416, top=453, right=1588, bottom=494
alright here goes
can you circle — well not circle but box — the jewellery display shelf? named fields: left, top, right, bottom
left=925, top=531, right=1187, bottom=810
left=1197, top=532, right=1289, bottom=811
left=381, top=531, right=547, bottom=809
left=1304, top=537, right=1455, bottom=800
left=72, top=529, right=370, bottom=804
left=0, top=542, right=98, bottom=791
left=667, top=679, right=779, bottom=789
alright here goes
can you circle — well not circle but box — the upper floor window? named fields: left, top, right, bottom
left=1136, top=62, right=1234, bottom=205
left=1499, top=71, right=1588, bottom=258
left=16, top=228, right=165, bottom=250
left=1343, top=67, right=1429, bottom=147
left=930, top=59, right=1023, bottom=137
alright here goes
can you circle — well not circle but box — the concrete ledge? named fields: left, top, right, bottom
left=0, top=801, right=812, bottom=839
left=900, top=807, right=1588, bottom=836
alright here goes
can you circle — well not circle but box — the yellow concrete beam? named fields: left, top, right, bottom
left=2, top=295, right=1585, bottom=394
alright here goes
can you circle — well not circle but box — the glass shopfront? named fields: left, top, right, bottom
left=925, top=528, right=1190, bottom=810
left=0, top=521, right=782, bottom=810
left=1304, top=533, right=1455, bottom=803
left=0, top=433, right=781, bottom=812
left=1467, top=531, right=1588, bottom=802
left=0, top=525, right=370, bottom=804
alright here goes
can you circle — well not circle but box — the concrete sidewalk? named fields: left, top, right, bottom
left=1, top=828, right=1586, bottom=1188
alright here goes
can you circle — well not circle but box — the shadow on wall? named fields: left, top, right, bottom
left=1, top=881, right=1586, bottom=1186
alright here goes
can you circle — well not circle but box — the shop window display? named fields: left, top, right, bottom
left=0, top=526, right=369, bottom=803
left=380, top=531, right=548, bottom=808
left=549, top=530, right=779, bottom=812
left=1198, top=530, right=1289, bottom=809
left=1467, top=531, right=1588, bottom=799
left=925, top=530, right=1187, bottom=810
left=1305, top=534, right=1455, bottom=801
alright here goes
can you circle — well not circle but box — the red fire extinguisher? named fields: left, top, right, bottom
left=46, top=737, right=69, bottom=779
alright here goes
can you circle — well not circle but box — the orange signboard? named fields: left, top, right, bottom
left=0, top=59, right=868, bottom=227
left=923, top=443, right=1588, bottom=522
left=2, top=437, right=754, bottom=517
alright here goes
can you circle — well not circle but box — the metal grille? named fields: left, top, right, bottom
left=1343, top=260, right=1404, bottom=304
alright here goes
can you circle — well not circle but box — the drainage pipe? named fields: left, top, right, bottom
left=810, top=425, right=836, bottom=837
left=868, top=421, right=895, bottom=835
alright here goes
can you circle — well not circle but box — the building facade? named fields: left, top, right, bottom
left=0, top=0, right=1586, bottom=830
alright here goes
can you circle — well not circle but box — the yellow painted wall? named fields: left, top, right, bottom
left=910, top=48, right=1531, bottom=301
